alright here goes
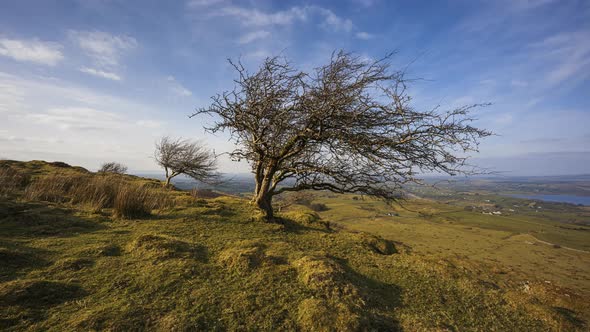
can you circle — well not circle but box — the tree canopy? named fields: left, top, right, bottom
left=193, top=51, right=491, bottom=221
left=154, top=136, right=218, bottom=186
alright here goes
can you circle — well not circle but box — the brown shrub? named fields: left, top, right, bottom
left=309, top=203, right=329, bottom=212
left=0, top=166, right=30, bottom=197
left=97, top=162, right=127, bottom=174
left=113, top=184, right=152, bottom=219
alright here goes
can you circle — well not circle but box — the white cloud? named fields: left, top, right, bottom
left=355, top=31, right=374, bottom=40
left=167, top=76, right=193, bottom=96
left=451, top=96, right=476, bottom=107
left=187, top=0, right=224, bottom=7
left=530, top=30, right=590, bottom=86
left=80, top=67, right=122, bottom=81
left=68, top=30, right=137, bottom=67
left=238, top=30, right=270, bottom=44
left=215, top=6, right=306, bottom=26
left=212, top=5, right=353, bottom=32
left=352, top=0, right=378, bottom=7
left=28, top=107, right=122, bottom=131
left=494, top=113, right=514, bottom=125
left=0, top=38, right=63, bottom=65
left=136, top=120, right=162, bottom=128
left=315, top=7, right=353, bottom=32
left=0, top=72, right=169, bottom=170
left=0, top=80, right=25, bottom=113
left=245, top=49, right=271, bottom=59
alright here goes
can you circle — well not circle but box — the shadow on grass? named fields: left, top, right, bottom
left=331, top=256, right=404, bottom=331
left=0, top=201, right=106, bottom=238
left=0, top=240, right=51, bottom=282
left=0, top=279, right=87, bottom=329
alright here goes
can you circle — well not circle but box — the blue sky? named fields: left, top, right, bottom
left=0, top=0, right=588, bottom=175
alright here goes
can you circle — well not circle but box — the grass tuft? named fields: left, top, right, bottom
left=218, top=240, right=268, bottom=273
left=356, top=232, right=398, bottom=255
left=113, top=184, right=152, bottom=219
left=128, top=234, right=205, bottom=261
left=297, top=297, right=360, bottom=332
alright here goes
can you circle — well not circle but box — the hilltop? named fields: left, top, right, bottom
left=0, top=160, right=588, bottom=331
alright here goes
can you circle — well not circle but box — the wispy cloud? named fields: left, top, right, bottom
left=210, top=5, right=353, bottom=32
left=0, top=71, right=167, bottom=169
left=355, top=31, right=374, bottom=40
left=530, top=30, right=590, bottom=86
left=79, top=67, right=122, bottom=81
left=68, top=30, right=137, bottom=67
left=28, top=107, right=122, bottom=131
left=352, top=0, right=379, bottom=7
left=314, top=7, right=353, bottom=32
left=136, top=119, right=162, bottom=128
left=214, top=6, right=306, bottom=26
left=508, top=0, right=557, bottom=11
left=167, top=76, right=192, bottom=97
left=0, top=38, right=63, bottom=65
left=0, top=79, right=25, bottom=113
left=187, top=0, right=224, bottom=7
left=238, top=30, right=270, bottom=44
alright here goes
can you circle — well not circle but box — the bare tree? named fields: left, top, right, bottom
left=192, top=51, right=492, bottom=221
left=98, top=162, right=128, bottom=174
left=154, top=136, right=218, bottom=186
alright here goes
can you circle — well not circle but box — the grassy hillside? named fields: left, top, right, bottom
left=310, top=193, right=590, bottom=293
left=0, top=161, right=588, bottom=331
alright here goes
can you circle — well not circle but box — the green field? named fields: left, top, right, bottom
left=1, top=161, right=589, bottom=331
left=311, top=193, right=590, bottom=293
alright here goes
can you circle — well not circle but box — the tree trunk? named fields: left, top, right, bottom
left=254, top=192, right=274, bottom=221
left=251, top=162, right=278, bottom=222
left=164, top=167, right=171, bottom=187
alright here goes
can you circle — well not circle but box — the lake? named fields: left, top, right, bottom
left=509, top=194, right=590, bottom=206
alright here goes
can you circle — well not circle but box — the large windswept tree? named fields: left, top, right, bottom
left=192, top=51, right=491, bottom=221
left=154, top=136, right=218, bottom=186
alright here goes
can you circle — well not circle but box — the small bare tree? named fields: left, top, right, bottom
left=154, top=136, right=218, bottom=186
left=192, top=51, right=491, bottom=221
left=98, top=162, right=128, bottom=174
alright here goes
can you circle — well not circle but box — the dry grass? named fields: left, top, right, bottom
left=23, top=172, right=176, bottom=218
left=0, top=166, right=31, bottom=197
left=112, top=184, right=152, bottom=219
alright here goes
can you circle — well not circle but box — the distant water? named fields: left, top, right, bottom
left=509, top=194, right=590, bottom=206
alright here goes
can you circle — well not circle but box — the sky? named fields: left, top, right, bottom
left=0, top=0, right=588, bottom=176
